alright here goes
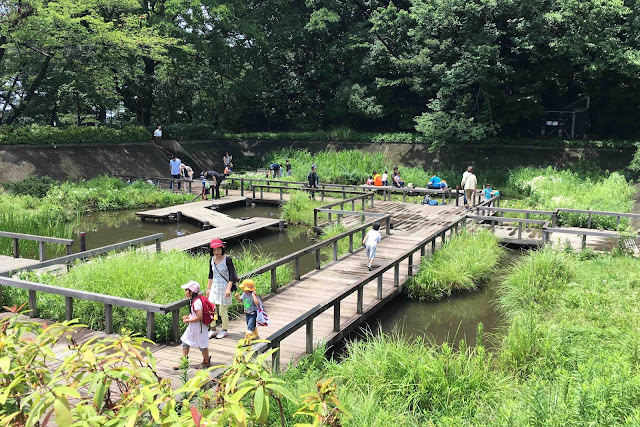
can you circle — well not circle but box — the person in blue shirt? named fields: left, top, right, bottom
left=427, top=175, right=447, bottom=189
left=169, top=155, right=182, bottom=190
left=484, top=183, right=494, bottom=205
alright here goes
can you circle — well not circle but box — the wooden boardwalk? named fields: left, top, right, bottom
left=136, top=199, right=245, bottom=227
left=145, top=217, right=282, bottom=252
left=0, top=255, right=40, bottom=275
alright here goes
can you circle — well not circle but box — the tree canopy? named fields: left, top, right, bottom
left=2, top=0, right=639, bottom=142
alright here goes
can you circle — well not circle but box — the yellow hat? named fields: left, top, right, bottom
left=240, top=279, right=256, bottom=292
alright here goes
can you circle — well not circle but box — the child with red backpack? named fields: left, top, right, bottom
left=174, top=281, right=215, bottom=369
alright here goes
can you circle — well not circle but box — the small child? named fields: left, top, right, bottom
left=235, top=279, right=261, bottom=340
left=366, top=176, right=374, bottom=185
left=174, top=281, right=210, bottom=370
left=362, top=222, right=382, bottom=271
left=382, top=171, right=388, bottom=186
left=484, top=183, right=494, bottom=206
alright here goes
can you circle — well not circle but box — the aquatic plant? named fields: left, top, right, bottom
left=280, top=191, right=326, bottom=225
left=407, top=230, right=503, bottom=300
left=3, top=249, right=292, bottom=342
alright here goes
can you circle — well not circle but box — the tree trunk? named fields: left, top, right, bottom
left=5, top=55, right=51, bottom=124
left=141, top=56, right=155, bottom=126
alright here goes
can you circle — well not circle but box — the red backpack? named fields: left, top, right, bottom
left=191, top=295, right=216, bottom=325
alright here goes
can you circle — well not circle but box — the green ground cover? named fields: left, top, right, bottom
left=407, top=230, right=504, bottom=300
left=276, top=249, right=640, bottom=425
left=3, top=249, right=292, bottom=342
left=279, top=191, right=326, bottom=225
left=0, top=176, right=192, bottom=258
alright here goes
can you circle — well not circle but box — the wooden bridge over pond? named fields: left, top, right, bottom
left=3, top=183, right=640, bottom=391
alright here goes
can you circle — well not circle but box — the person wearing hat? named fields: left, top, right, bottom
left=307, top=164, right=319, bottom=199
left=235, top=279, right=260, bottom=341
left=206, top=239, right=238, bottom=339
left=175, top=281, right=211, bottom=369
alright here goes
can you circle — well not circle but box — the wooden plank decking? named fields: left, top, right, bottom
left=145, top=217, right=282, bottom=252
left=0, top=255, right=40, bottom=275
left=136, top=199, right=245, bottom=227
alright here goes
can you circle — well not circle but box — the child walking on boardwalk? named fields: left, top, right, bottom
left=235, top=279, right=261, bottom=341
left=362, top=222, right=382, bottom=271
left=174, top=281, right=211, bottom=370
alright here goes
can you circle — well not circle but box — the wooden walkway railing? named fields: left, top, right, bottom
left=255, top=215, right=467, bottom=372
left=0, top=231, right=74, bottom=261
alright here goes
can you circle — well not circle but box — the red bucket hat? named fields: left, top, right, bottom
left=209, top=239, right=225, bottom=249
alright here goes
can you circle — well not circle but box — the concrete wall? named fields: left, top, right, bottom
left=0, top=139, right=633, bottom=183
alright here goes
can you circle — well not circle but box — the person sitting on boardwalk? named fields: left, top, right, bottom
left=224, top=163, right=233, bottom=175
left=427, top=175, right=447, bottom=189
left=373, top=171, right=383, bottom=186
left=204, top=170, right=225, bottom=199
left=366, top=175, right=374, bottom=185
left=174, top=281, right=211, bottom=369
left=235, top=279, right=260, bottom=341
left=363, top=222, right=382, bottom=271
left=307, top=165, right=319, bottom=199
left=207, top=239, right=238, bottom=340
left=393, top=171, right=405, bottom=188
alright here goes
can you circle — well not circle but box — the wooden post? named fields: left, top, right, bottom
left=271, top=269, right=277, bottom=292
left=321, top=191, right=325, bottom=202
left=66, top=244, right=72, bottom=256
left=587, top=212, right=592, bottom=229
left=394, top=264, right=399, bottom=287
left=314, top=209, right=318, bottom=228
left=361, top=196, right=365, bottom=211
left=280, top=188, right=283, bottom=201
left=315, top=249, right=321, bottom=270
left=260, top=187, right=263, bottom=199
left=334, top=303, right=340, bottom=332
left=349, top=234, right=353, bottom=253
left=351, top=200, right=355, bottom=211
left=408, top=253, right=413, bottom=276
left=328, top=212, right=332, bottom=223
left=12, top=238, right=19, bottom=258
left=582, top=234, right=587, bottom=249
left=370, top=193, right=374, bottom=208
left=272, top=340, right=281, bottom=374
left=155, top=238, right=161, bottom=252
left=146, top=312, right=156, bottom=341
left=294, top=258, right=301, bottom=280
left=421, top=244, right=426, bottom=257
left=518, top=222, right=523, bottom=240
left=616, top=216, right=621, bottom=229
left=306, top=319, right=313, bottom=354
left=65, top=296, right=73, bottom=321
left=333, top=241, right=338, bottom=261
left=431, top=238, right=436, bottom=254
left=279, top=220, right=285, bottom=232
left=386, top=218, right=391, bottom=235
left=105, top=304, right=113, bottom=334
left=552, top=209, right=559, bottom=227
left=441, top=231, right=445, bottom=245
left=188, top=180, right=192, bottom=194
left=357, top=287, right=363, bottom=314
left=252, top=187, right=256, bottom=199
left=342, top=186, right=346, bottom=200
left=456, top=187, right=459, bottom=206
left=38, top=241, right=45, bottom=261
left=403, top=191, right=406, bottom=202
left=28, top=290, right=37, bottom=317
left=176, top=211, right=182, bottom=222
left=441, top=191, right=445, bottom=205
left=525, top=213, right=530, bottom=230
left=240, top=178, right=244, bottom=196
left=377, top=275, right=383, bottom=299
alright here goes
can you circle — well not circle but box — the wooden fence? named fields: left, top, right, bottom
left=0, top=231, right=74, bottom=262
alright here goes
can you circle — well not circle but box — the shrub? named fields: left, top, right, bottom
left=0, top=125, right=149, bottom=145
left=2, top=175, right=57, bottom=198
left=407, top=230, right=503, bottom=300
left=280, top=191, right=326, bottom=225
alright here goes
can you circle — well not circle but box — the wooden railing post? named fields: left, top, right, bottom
left=271, top=269, right=277, bottom=292
left=155, top=237, right=161, bottom=252
left=65, top=296, right=73, bottom=321
left=552, top=209, right=559, bottom=227
left=334, top=303, right=340, bottom=332
left=421, top=244, right=426, bottom=257
left=272, top=340, right=281, bottom=373
left=370, top=193, right=374, bottom=208
left=357, top=287, right=363, bottom=314
left=315, top=249, right=321, bottom=270
left=252, top=187, right=256, bottom=199
left=260, top=187, right=264, bottom=199
left=240, top=178, right=244, bottom=196
left=314, top=209, right=318, bottom=228
left=349, top=234, right=354, bottom=253
left=377, top=275, right=383, bottom=299
left=294, top=258, right=301, bottom=280
left=28, top=290, right=37, bottom=317
left=38, top=241, right=45, bottom=261
left=12, top=238, right=19, bottom=258
left=408, top=253, right=413, bottom=276
left=431, top=238, right=436, bottom=254
left=105, top=304, right=113, bottom=334
left=147, top=312, right=156, bottom=341
left=306, top=319, right=313, bottom=354
left=386, top=218, right=391, bottom=235
left=333, top=241, right=338, bottom=261
left=394, top=264, right=399, bottom=287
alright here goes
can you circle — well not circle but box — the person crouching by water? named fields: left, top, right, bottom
left=207, top=239, right=238, bottom=339
left=204, top=170, right=225, bottom=199
left=235, top=279, right=260, bottom=341
left=174, top=281, right=211, bottom=369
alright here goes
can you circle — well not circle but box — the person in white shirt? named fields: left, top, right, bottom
left=362, top=222, right=382, bottom=271
left=461, top=165, right=472, bottom=205
left=381, top=171, right=388, bottom=186
left=461, top=166, right=478, bottom=209
left=153, top=125, right=162, bottom=141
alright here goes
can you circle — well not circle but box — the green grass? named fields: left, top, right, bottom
left=279, top=191, right=326, bottom=225
left=406, top=230, right=503, bottom=300
left=277, top=249, right=640, bottom=425
left=3, top=249, right=292, bottom=342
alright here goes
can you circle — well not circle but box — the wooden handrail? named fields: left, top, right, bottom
left=0, top=231, right=73, bottom=245
left=466, top=215, right=548, bottom=225
left=254, top=215, right=466, bottom=371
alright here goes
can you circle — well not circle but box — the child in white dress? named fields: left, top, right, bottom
left=174, top=281, right=211, bottom=369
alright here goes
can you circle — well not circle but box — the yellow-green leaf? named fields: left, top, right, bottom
left=0, top=356, right=10, bottom=373
left=54, top=396, right=72, bottom=426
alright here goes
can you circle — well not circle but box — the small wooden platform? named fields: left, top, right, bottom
left=145, top=218, right=282, bottom=252
left=0, top=255, right=40, bottom=276
left=136, top=199, right=246, bottom=227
